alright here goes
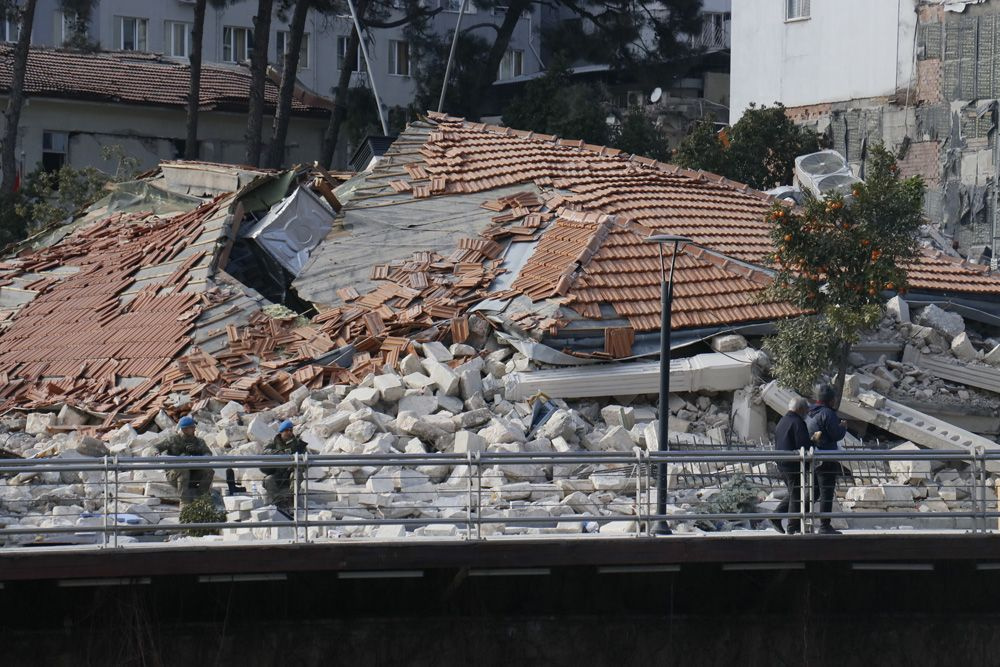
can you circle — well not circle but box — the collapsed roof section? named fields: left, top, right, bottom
left=0, top=163, right=345, bottom=425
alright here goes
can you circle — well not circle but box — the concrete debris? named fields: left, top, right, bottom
left=915, top=304, right=965, bottom=338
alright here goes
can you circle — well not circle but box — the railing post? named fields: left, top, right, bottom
left=476, top=451, right=483, bottom=540
left=101, top=455, right=109, bottom=549
left=976, top=446, right=987, bottom=534
left=293, top=452, right=301, bottom=543
left=799, top=447, right=807, bottom=535
left=303, top=451, right=311, bottom=543
left=646, top=449, right=653, bottom=536
left=634, top=448, right=643, bottom=538
left=466, top=450, right=474, bottom=541
left=112, top=455, right=119, bottom=548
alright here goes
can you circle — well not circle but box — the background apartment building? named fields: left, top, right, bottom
left=21, top=0, right=544, bottom=110
left=731, top=0, right=1000, bottom=264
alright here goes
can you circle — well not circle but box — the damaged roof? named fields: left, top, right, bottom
left=300, top=113, right=1000, bottom=341
left=0, top=46, right=329, bottom=115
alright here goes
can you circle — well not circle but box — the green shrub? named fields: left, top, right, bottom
left=179, top=495, right=225, bottom=536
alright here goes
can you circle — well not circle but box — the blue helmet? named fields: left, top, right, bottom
left=278, top=419, right=294, bottom=433
left=178, top=416, right=196, bottom=429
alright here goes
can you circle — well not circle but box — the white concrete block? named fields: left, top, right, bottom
left=25, top=412, right=56, bottom=435
left=373, top=374, right=406, bottom=403
left=601, top=405, right=635, bottom=429
left=345, top=387, right=380, bottom=406
left=951, top=332, right=978, bottom=362
left=711, top=334, right=748, bottom=353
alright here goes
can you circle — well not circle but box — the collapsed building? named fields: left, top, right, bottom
left=3, top=112, right=1000, bottom=542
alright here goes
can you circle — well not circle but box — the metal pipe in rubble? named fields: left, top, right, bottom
left=437, top=0, right=470, bottom=113
left=345, top=0, right=389, bottom=136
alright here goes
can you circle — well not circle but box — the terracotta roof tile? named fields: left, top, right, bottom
left=0, top=45, right=326, bottom=114
left=404, top=114, right=1000, bottom=313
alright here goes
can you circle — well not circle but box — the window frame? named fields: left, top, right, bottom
left=785, top=0, right=811, bottom=22
left=276, top=30, right=310, bottom=69
left=222, top=26, right=253, bottom=63
left=1, top=17, right=18, bottom=43
left=116, top=16, right=148, bottom=51
left=388, top=39, right=410, bottom=77
left=336, top=35, right=366, bottom=72
left=42, top=130, right=69, bottom=173
left=166, top=20, right=193, bottom=58
left=498, top=48, right=524, bottom=81
left=56, top=10, right=87, bottom=46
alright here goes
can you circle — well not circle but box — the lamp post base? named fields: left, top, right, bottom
left=652, top=520, right=673, bottom=536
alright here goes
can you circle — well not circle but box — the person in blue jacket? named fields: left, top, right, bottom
left=806, top=384, right=848, bottom=535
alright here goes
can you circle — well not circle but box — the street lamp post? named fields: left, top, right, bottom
left=645, top=235, right=694, bottom=536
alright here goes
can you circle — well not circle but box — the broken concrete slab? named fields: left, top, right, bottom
left=951, top=332, right=978, bottom=362
left=710, top=334, right=748, bottom=353
left=886, top=295, right=910, bottom=323
left=504, top=348, right=759, bottom=400
left=916, top=304, right=965, bottom=338
left=730, top=387, right=767, bottom=442
left=761, top=381, right=1000, bottom=470
left=903, top=345, right=1000, bottom=395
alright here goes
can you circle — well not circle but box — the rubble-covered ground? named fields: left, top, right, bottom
left=3, top=297, right=1000, bottom=547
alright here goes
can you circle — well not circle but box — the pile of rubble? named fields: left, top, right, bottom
left=3, top=306, right=1000, bottom=544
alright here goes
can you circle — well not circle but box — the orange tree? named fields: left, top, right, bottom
left=762, top=145, right=925, bottom=404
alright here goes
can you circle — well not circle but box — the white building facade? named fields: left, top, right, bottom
left=731, top=0, right=1000, bottom=261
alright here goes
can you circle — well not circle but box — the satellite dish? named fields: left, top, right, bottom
left=650, top=87, right=663, bottom=103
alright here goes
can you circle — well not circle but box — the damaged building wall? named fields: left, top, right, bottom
left=735, top=0, right=1000, bottom=261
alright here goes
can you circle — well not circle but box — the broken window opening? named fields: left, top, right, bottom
left=224, top=238, right=313, bottom=315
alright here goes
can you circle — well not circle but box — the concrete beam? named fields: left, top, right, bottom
left=902, top=345, right=1000, bottom=395
left=504, top=349, right=759, bottom=400
left=760, top=381, right=1000, bottom=471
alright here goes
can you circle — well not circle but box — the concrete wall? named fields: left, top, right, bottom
left=12, top=97, right=327, bottom=174
left=23, top=0, right=543, bottom=111
left=730, top=0, right=917, bottom=121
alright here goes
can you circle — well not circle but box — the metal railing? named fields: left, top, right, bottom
left=0, top=447, right=997, bottom=549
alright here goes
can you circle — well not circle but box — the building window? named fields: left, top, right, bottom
left=276, top=31, right=309, bottom=69
left=337, top=36, right=366, bottom=71
left=56, top=10, right=87, bottom=46
left=498, top=49, right=523, bottom=80
left=441, top=0, right=476, bottom=13
left=42, top=131, right=68, bottom=172
left=785, top=0, right=810, bottom=20
left=223, top=26, right=253, bottom=63
left=1, top=18, right=18, bottom=43
left=166, top=21, right=192, bottom=58
left=388, top=40, right=409, bottom=76
left=116, top=16, right=148, bottom=51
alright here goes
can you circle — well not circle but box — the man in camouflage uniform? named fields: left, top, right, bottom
left=156, top=416, right=214, bottom=506
left=261, top=420, right=307, bottom=510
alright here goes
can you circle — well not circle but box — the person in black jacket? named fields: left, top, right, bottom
left=772, top=397, right=812, bottom=534
left=806, top=384, right=848, bottom=535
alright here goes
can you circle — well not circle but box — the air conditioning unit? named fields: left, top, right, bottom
left=794, top=149, right=860, bottom=198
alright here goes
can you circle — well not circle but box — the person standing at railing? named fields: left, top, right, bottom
left=156, top=416, right=215, bottom=508
left=807, top=384, right=849, bottom=535
left=261, top=420, right=307, bottom=514
left=772, top=397, right=812, bottom=535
